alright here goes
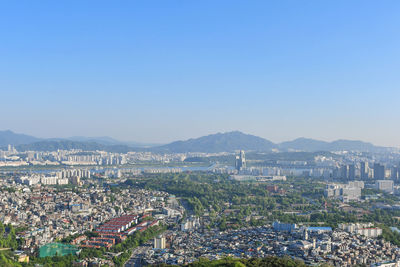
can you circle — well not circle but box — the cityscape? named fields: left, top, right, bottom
left=1, top=132, right=400, bottom=266
left=2, top=1, right=400, bottom=266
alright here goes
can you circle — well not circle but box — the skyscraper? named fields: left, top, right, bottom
left=360, top=162, right=369, bottom=180
left=392, top=165, right=400, bottom=181
left=340, top=165, right=349, bottom=179
left=397, top=163, right=400, bottom=181
left=348, top=164, right=355, bottom=180
left=373, top=163, right=385, bottom=180
left=391, top=167, right=398, bottom=180
left=235, top=150, right=246, bottom=171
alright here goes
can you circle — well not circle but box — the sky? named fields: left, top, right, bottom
left=1, top=1, right=400, bottom=146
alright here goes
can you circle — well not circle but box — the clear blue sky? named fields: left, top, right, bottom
left=1, top=1, right=400, bottom=146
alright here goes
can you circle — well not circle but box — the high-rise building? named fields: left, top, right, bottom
left=154, top=235, right=166, bottom=249
left=395, top=164, right=399, bottom=180
left=397, top=166, right=400, bottom=181
left=7, top=144, right=16, bottom=153
left=360, top=162, right=369, bottom=180
left=340, top=165, right=349, bottom=179
left=348, top=164, right=355, bottom=180
left=391, top=167, right=399, bottom=180
left=70, top=176, right=81, bottom=185
left=373, top=163, right=385, bottom=180
left=235, top=150, right=246, bottom=171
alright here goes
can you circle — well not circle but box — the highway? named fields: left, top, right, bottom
left=124, top=246, right=151, bottom=267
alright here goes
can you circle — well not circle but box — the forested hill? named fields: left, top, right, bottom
left=155, top=131, right=277, bottom=153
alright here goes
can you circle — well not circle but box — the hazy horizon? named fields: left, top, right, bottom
left=1, top=128, right=399, bottom=149
left=1, top=1, right=400, bottom=147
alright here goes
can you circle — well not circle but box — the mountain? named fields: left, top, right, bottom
left=0, top=130, right=41, bottom=147
left=66, top=136, right=123, bottom=145
left=278, top=138, right=391, bottom=153
left=279, top=138, right=329, bottom=152
left=1, top=129, right=396, bottom=153
left=65, top=136, right=160, bottom=147
left=0, top=130, right=150, bottom=151
left=325, top=140, right=383, bottom=152
left=156, top=132, right=397, bottom=153
left=15, top=140, right=136, bottom=153
left=154, top=131, right=277, bottom=153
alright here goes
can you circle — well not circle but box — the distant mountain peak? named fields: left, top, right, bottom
left=155, top=131, right=276, bottom=153
left=0, top=130, right=41, bottom=147
left=278, top=138, right=384, bottom=152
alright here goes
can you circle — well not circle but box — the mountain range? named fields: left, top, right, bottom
left=155, top=132, right=394, bottom=153
left=0, top=130, right=396, bottom=153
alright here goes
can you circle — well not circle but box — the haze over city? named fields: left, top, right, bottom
left=1, top=1, right=400, bottom=147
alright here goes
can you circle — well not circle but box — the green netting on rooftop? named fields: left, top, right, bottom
left=39, top=243, right=79, bottom=258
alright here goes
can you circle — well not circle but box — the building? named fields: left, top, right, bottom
left=95, top=215, right=139, bottom=234
left=307, top=226, right=332, bottom=233
left=392, top=166, right=399, bottom=180
left=70, top=176, right=81, bottom=186
left=340, top=165, right=349, bottom=179
left=374, top=163, right=385, bottom=180
left=361, top=162, right=369, bottom=180
left=289, top=240, right=314, bottom=254
left=339, top=223, right=382, bottom=238
left=355, top=227, right=383, bottom=237
left=348, top=164, right=355, bottom=180
left=40, top=176, right=58, bottom=185
left=348, top=181, right=364, bottom=188
left=16, top=176, right=41, bottom=186
left=154, top=235, right=166, bottom=249
left=58, top=169, right=91, bottom=179
left=14, top=251, right=29, bottom=263
left=339, top=164, right=356, bottom=180
left=16, top=175, right=68, bottom=186
left=57, top=178, right=69, bottom=185
left=324, top=181, right=363, bottom=202
left=235, top=150, right=246, bottom=171
left=375, top=180, right=394, bottom=193
left=181, top=216, right=200, bottom=231
left=7, top=144, right=16, bottom=154
left=273, top=221, right=297, bottom=232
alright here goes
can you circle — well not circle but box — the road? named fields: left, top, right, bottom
left=124, top=246, right=151, bottom=267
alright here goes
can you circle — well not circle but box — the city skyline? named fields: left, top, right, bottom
left=1, top=1, right=400, bottom=146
